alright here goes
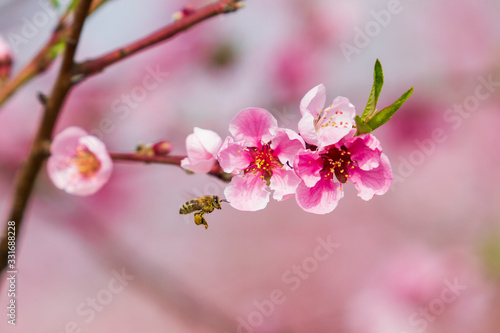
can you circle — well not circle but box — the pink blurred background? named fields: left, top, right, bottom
left=1, top=0, right=500, bottom=332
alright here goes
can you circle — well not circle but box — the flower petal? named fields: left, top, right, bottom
left=224, top=174, right=270, bottom=211
left=298, top=112, right=319, bottom=146
left=300, top=84, right=326, bottom=117
left=270, top=128, right=305, bottom=165
left=328, top=96, right=356, bottom=120
left=185, top=128, right=220, bottom=162
left=295, top=179, right=343, bottom=214
left=50, top=126, right=88, bottom=156
left=181, top=128, right=222, bottom=173
left=217, top=136, right=253, bottom=174
left=193, top=127, right=223, bottom=155
left=229, top=107, right=277, bottom=146
left=181, top=158, right=216, bottom=174
left=316, top=96, right=356, bottom=147
left=345, top=134, right=382, bottom=171
left=293, top=149, right=322, bottom=188
left=270, top=168, right=301, bottom=201
left=350, top=153, right=392, bottom=200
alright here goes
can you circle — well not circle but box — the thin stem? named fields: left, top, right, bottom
left=0, top=0, right=93, bottom=276
left=74, top=0, right=243, bottom=80
left=110, top=153, right=232, bottom=182
left=110, top=153, right=185, bottom=165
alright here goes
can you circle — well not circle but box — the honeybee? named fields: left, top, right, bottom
left=179, top=195, right=228, bottom=229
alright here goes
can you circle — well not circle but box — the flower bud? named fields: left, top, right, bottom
left=0, top=36, right=13, bottom=81
left=172, top=6, right=196, bottom=21
left=152, top=141, right=173, bottom=155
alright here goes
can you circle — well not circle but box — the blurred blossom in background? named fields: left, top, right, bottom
left=1, top=0, right=500, bottom=332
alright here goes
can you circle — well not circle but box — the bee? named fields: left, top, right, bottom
left=179, top=195, right=228, bottom=229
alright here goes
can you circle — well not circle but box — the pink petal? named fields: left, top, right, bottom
left=185, top=128, right=221, bottom=162
left=270, top=128, right=305, bottom=165
left=295, top=179, right=343, bottom=214
left=345, top=134, right=382, bottom=171
left=224, top=174, right=270, bottom=211
left=181, top=128, right=222, bottom=173
left=350, top=153, right=392, bottom=200
left=293, top=149, right=322, bottom=188
left=79, top=136, right=113, bottom=173
left=180, top=158, right=216, bottom=174
left=328, top=96, right=356, bottom=120
left=298, top=112, right=319, bottom=146
left=300, top=84, right=326, bottom=117
left=229, top=107, right=277, bottom=146
left=316, top=96, right=356, bottom=147
left=270, top=168, right=301, bottom=201
left=50, top=126, right=89, bottom=156
left=193, top=127, right=223, bottom=155
left=317, top=125, right=352, bottom=148
left=217, top=136, right=253, bottom=174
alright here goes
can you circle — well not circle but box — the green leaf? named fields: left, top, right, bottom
left=69, top=0, right=80, bottom=11
left=50, top=0, right=60, bottom=8
left=47, top=39, right=66, bottom=60
left=361, top=59, right=384, bottom=121
left=366, top=87, right=414, bottom=131
left=355, top=115, right=373, bottom=135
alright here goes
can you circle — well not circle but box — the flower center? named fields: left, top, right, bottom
left=314, top=107, right=349, bottom=130
left=320, top=145, right=355, bottom=183
left=72, top=147, right=100, bottom=177
left=244, top=143, right=282, bottom=185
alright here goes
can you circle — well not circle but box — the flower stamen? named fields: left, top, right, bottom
left=72, top=147, right=101, bottom=177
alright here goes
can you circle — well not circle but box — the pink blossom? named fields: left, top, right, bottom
left=0, top=35, right=13, bottom=80
left=294, top=132, right=392, bottom=214
left=217, top=108, right=304, bottom=211
left=298, top=84, right=356, bottom=148
left=181, top=127, right=222, bottom=173
left=47, top=127, right=113, bottom=196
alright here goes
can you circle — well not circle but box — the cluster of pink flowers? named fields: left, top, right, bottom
left=47, top=84, right=393, bottom=214
left=182, top=84, right=393, bottom=214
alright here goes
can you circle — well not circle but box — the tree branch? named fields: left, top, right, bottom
left=0, top=0, right=93, bottom=276
left=0, top=0, right=109, bottom=108
left=74, top=0, right=244, bottom=80
left=0, top=0, right=240, bottom=277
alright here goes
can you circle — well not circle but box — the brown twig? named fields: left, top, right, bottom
left=110, top=153, right=232, bottom=182
left=0, top=0, right=109, bottom=108
left=74, top=0, right=244, bottom=80
left=0, top=0, right=94, bottom=275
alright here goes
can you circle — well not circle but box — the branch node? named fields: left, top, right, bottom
left=37, top=92, right=48, bottom=106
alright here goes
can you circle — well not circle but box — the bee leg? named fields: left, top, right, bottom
left=194, top=212, right=208, bottom=229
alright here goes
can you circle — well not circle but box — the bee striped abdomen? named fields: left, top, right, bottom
left=179, top=200, right=203, bottom=214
